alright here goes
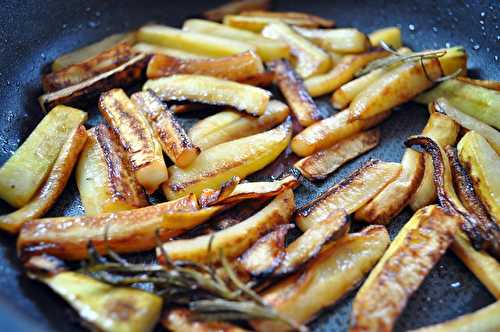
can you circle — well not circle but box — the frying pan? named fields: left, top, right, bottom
left=0, top=0, right=498, bottom=331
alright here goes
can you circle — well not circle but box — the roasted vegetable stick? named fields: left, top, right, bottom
left=183, top=19, right=290, bottom=61
left=0, top=125, right=87, bottom=234
left=409, top=112, right=460, bottom=210
left=76, top=125, right=148, bottom=216
left=202, top=0, right=271, bottom=22
left=39, top=53, right=149, bottom=112
left=294, top=27, right=369, bottom=54
left=331, top=69, right=385, bottom=109
left=355, top=148, right=425, bottom=224
left=291, top=109, right=390, bottom=157
left=0, top=105, right=87, bottom=208
left=416, top=79, right=500, bottom=130
left=239, top=71, right=275, bottom=87
left=163, top=119, right=292, bottom=200
left=36, top=272, right=162, bottom=332
left=133, top=43, right=208, bottom=59
left=157, top=189, right=295, bottom=263
left=252, top=226, right=390, bottom=332
left=18, top=194, right=226, bottom=261
left=189, top=100, right=289, bottom=150
left=295, top=129, right=380, bottom=181
left=240, top=10, right=335, bottom=27
left=304, top=49, right=390, bottom=97
left=350, top=205, right=458, bottom=332
left=51, top=32, right=136, bottom=71
left=458, top=131, right=500, bottom=222
left=99, top=89, right=168, bottom=193
left=137, top=25, right=254, bottom=57
left=162, top=308, right=248, bottom=332
left=144, top=74, right=271, bottom=116
left=368, top=27, right=402, bottom=49
left=262, top=22, right=331, bottom=79
left=132, top=91, right=200, bottom=168
left=296, top=159, right=402, bottom=231
left=268, top=59, right=321, bottom=126
left=456, top=76, right=500, bottom=91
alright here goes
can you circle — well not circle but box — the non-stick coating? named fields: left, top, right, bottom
left=0, top=0, right=498, bottom=331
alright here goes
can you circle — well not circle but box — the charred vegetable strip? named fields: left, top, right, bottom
left=0, top=106, right=87, bottom=207
left=132, top=91, right=200, bottom=168
left=268, top=59, right=321, bottom=126
left=76, top=125, right=148, bottom=216
left=296, top=159, right=401, bottom=231
left=0, top=125, right=87, bottom=234
left=202, top=0, right=271, bottom=22
left=294, top=27, right=369, bottom=54
left=350, top=205, right=458, bottom=332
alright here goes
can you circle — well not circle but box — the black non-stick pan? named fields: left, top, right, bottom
left=0, top=0, right=498, bottom=331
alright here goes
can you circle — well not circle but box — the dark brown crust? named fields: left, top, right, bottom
left=199, top=176, right=241, bottom=208
left=39, top=53, right=149, bottom=112
left=456, top=77, right=500, bottom=91
left=201, top=0, right=271, bottom=22
left=268, top=59, right=322, bottom=127
left=238, top=71, right=275, bottom=87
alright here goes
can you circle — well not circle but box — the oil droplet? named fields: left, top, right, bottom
left=85, top=6, right=91, bottom=12
left=62, top=23, right=67, bottom=29
left=469, top=37, right=475, bottom=43
left=88, top=21, right=98, bottom=28
left=450, top=281, right=461, bottom=288
left=95, top=11, right=101, bottom=17
left=479, top=20, right=485, bottom=25
left=480, top=11, right=485, bottom=17
left=408, top=24, right=415, bottom=31
left=445, top=42, right=451, bottom=48
left=432, top=27, right=438, bottom=33
left=473, top=44, right=480, bottom=50
left=495, top=55, right=499, bottom=61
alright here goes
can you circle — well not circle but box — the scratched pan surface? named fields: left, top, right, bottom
left=0, top=0, right=498, bottom=331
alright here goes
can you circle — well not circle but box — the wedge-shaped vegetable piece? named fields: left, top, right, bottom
left=202, top=0, right=271, bottom=22
left=355, top=148, right=425, bottom=224
left=0, top=105, right=87, bottom=208
left=369, top=27, right=402, bottom=49
left=146, top=51, right=264, bottom=81
left=36, top=272, right=162, bottom=332
left=295, top=27, right=369, bottom=54
left=163, top=119, right=292, bottom=200
left=291, top=109, right=390, bottom=157
left=296, top=159, right=402, bottom=231
left=350, top=205, right=458, bottom=332
left=252, top=225, right=390, bottom=332
left=331, top=68, right=385, bottom=109
left=76, top=125, right=148, bottom=216
left=456, top=76, right=500, bottom=91
left=268, top=59, right=321, bottom=126
left=349, top=59, right=443, bottom=120
left=416, top=79, right=500, bottom=129
left=458, top=131, right=500, bottom=222
left=295, top=129, right=380, bottom=181
left=189, top=100, right=289, bottom=150
left=158, top=189, right=295, bottom=263
left=99, top=89, right=168, bottom=193
left=0, top=126, right=87, bottom=234
left=18, top=194, right=226, bottom=261
left=144, top=74, right=270, bottom=116
left=410, top=300, right=500, bottom=332
left=43, top=41, right=135, bottom=92
left=132, top=91, right=200, bottom=168
left=162, top=308, right=248, bottom=332
left=239, top=224, right=292, bottom=277
left=133, top=43, right=208, bottom=59
left=137, top=25, right=254, bottom=57
left=51, top=32, right=136, bottom=71
left=304, top=49, right=389, bottom=97
left=39, top=53, right=148, bottom=112
left=183, top=19, right=290, bottom=61
left=262, top=22, right=331, bottom=79
left=409, top=112, right=460, bottom=210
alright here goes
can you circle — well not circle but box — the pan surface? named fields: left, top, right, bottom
left=0, top=0, right=498, bottom=331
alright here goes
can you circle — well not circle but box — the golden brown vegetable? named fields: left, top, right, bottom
left=76, top=125, right=148, bottom=216
left=262, top=22, right=331, bottom=79
left=252, top=225, right=390, bottom=332
left=294, top=27, right=369, bottom=54
left=268, top=59, right=321, bottom=126
left=189, top=100, right=289, bottom=150
left=133, top=43, right=208, bottom=59
left=144, top=74, right=271, bottom=116
left=368, top=27, right=402, bottom=49
left=157, top=189, right=295, bottom=263
left=162, top=308, right=249, bottom=332
left=163, top=119, right=292, bottom=200
left=0, top=105, right=87, bottom=208
left=350, top=205, right=458, bottom=332
left=456, top=76, right=500, bottom=91
left=241, top=11, right=334, bottom=27
left=355, top=148, right=425, bottom=224
left=0, top=125, right=87, bottom=234
left=291, top=109, right=390, bottom=157
left=132, top=90, right=200, bottom=168
left=296, top=159, right=402, bottom=231
left=99, top=88, right=168, bottom=193
left=146, top=50, right=264, bottom=81
left=202, top=0, right=271, bottom=22
left=39, top=53, right=148, bottom=112
left=304, top=49, right=390, bottom=97
left=331, top=69, right=385, bottom=109
left=238, top=71, right=275, bottom=87
left=18, top=194, right=226, bottom=261
left=295, top=128, right=380, bottom=181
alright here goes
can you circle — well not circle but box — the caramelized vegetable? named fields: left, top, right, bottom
left=162, top=308, right=248, bottom=332
left=133, top=43, right=208, bottom=59
left=202, top=0, right=271, bottom=22
left=223, top=13, right=334, bottom=33
left=368, top=27, right=402, bottom=49
left=331, top=69, right=385, bottom=109
left=294, top=27, right=369, bottom=54
left=456, top=76, right=500, bottom=91
left=239, top=10, right=335, bottom=28
left=0, top=105, right=87, bottom=208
